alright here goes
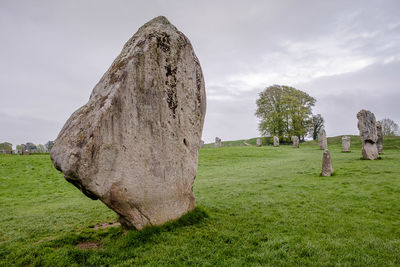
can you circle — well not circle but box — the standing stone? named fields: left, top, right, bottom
left=256, top=138, right=262, bottom=147
left=228, top=142, right=232, bottom=147
left=214, top=137, right=221, bottom=148
left=341, top=136, right=351, bottom=152
left=357, top=109, right=378, bottom=160
left=200, top=140, right=204, bottom=148
left=291, top=136, right=299, bottom=148
left=273, top=136, right=279, bottom=147
left=321, top=149, right=334, bottom=176
left=376, top=121, right=383, bottom=154
left=240, top=143, right=243, bottom=147
left=50, top=16, right=206, bottom=230
left=318, top=128, right=328, bottom=149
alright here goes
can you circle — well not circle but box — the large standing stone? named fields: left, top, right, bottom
left=50, top=16, right=206, bottom=230
left=357, top=110, right=378, bottom=160
left=256, top=138, right=262, bottom=147
left=214, top=137, right=221, bottom=148
left=273, top=136, right=279, bottom=147
left=376, top=121, right=383, bottom=154
left=321, top=149, right=334, bottom=176
left=341, top=136, right=351, bottom=152
left=291, top=136, right=299, bottom=148
left=318, top=128, right=328, bottom=149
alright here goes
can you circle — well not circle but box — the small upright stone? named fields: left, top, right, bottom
left=200, top=140, right=204, bottom=148
left=228, top=142, right=232, bottom=147
left=215, top=137, right=222, bottom=148
left=291, top=136, right=299, bottom=148
left=376, top=121, right=383, bottom=154
left=50, top=16, right=206, bottom=230
left=318, top=128, right=328, bottom=149
left=256, top=138, right=262, bottom=147
left=321, top=149, right=334, bottom=176
left=341, top=136, right=351, bottom=152
left=273, top=136, right=279, bottom=147
left=357, top=109, right=378, bottom=160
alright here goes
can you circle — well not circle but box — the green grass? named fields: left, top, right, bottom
left=1, top=137, right=400, bottom=266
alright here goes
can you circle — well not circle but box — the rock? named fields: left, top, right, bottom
left=200, top=140, right=204, bottom=148
left=256, top=138, right=262, bottom=147
left=50, top=16, right=206, bottom=230
left=341, top=136, right=351, bottom=152
left=357, top=110, right=378, bottom=160
left=214, top=137, right=221, bottom=148
left=291, top=136, right=299, bottom=148
left=376, top=121, right=383, bottom=154
left=240, top=143, right=243, bottom=147
left=318, top=128, right=327, bottom=149
left=273, top=136, right=279, bottom=147
left=228, top=142, right=232, bottom=147
left=321, top=149, right=334, bottom=176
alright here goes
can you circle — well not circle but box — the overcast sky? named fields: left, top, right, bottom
left=1, top=0, right=399, bottom=146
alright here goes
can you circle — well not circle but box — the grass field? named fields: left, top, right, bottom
left=1, top=136, right=400, bottom=266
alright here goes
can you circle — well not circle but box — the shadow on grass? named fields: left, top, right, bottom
left=43, top=207, right=209, bottom=250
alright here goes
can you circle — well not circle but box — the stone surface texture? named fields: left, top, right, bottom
left=291, top=136, right=299, bottom=148
left=341, top=136, right=351, bottom=152
left=200, top=140, right=204, bottom=148
left=318, top=128, right=328, bottom=149
left=51, top=16, right=206, bottom=230
left=214, top=137, right=221, bottom=147
left=273, top=136, right=279, bottom=147
left=357, top=109, right=378, bottom=160
left=321, top=149, right=334, bottom=176
left=256, top=138, right=262, bottom=147
left=376, top=121, right=383, bottom=154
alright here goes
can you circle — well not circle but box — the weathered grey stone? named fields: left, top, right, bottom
left=256, top=138, right=262, bottom=147
left=214, top=137, right=221, bottom=148
left=273, top=136, right=279, bottom=147
left=50, top=16, right=206, bottom=230
left=321, top=149, right=334, bottom=176
left=357, top=109, right=378, bottom=160
left=341, top=136, right=351, bottom=152
left=376, top=121, right=383, bottom=154
left=228, top=142, right=232, bottom=147
left=318, top=128, right=327, bottom=149
left=291, top=136, right=299, bottom=148
left=200, top=140, right=204, bottom=148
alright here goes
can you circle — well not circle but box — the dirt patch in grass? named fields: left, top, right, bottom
left=93, top=221, right=120, bottom=230
left=76, top=242, right=101, bottom=250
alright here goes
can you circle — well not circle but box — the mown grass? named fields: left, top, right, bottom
left=1, top=137, right=400, bottom=266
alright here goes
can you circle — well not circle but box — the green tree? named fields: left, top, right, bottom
left=311, top=114, right=325, bottom=140
left=45, top=141, right=54, bottom=151
left=255, top=85, right=316, bottom=141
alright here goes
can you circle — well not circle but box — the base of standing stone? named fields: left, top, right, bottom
left=321, top=149, right=334, bottom=177
left=362, top=142, right=379, bottom=160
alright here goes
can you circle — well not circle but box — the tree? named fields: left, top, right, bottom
left=16, top=145, right=24, bottom=154
left=25, top=142, right=37, bottom=152
left=0, top=142, right=12, bottom=154
left=37, top=144, right=46, bottom=153
left=255, top=85, right=316, bottom=141
left=379, top=118, right=399, bottom=136
left=45, top=141, right=54, bottom=151
left=311, top=114, right=325, bottom=140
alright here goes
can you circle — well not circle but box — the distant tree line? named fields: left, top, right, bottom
left=0, top=141, right=54, bottom=154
